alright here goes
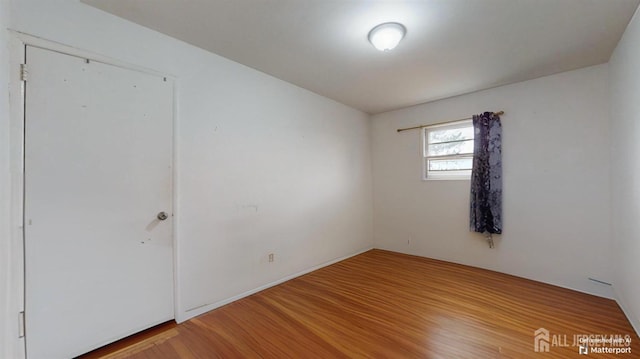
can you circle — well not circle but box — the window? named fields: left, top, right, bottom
left=423, top=119, right=474, bottom=180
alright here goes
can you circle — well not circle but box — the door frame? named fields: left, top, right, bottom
left=8, top=31, right=178, bottom=358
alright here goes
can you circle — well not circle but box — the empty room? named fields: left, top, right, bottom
left=2, top=0, right=640, bottom=358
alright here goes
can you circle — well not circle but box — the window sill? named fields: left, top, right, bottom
left=423, top=177, right=471, bottom=181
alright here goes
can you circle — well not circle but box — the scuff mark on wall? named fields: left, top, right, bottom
left=241, top=204, right=259, bottom=212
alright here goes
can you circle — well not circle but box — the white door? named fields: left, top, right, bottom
left=24, top=45, right=174, bottom=359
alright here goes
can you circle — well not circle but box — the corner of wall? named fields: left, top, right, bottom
left=614, top=287, right=640, bottom=337
left=608, top=1, right=640, bottom=338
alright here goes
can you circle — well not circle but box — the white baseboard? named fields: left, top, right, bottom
left=613, top=288, right=640, bottom=337
left=377, top=247, right=616, bottom=299
left=176, top=247, right=373, bottom=323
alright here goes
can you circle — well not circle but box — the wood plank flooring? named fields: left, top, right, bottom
left=80, top=249, right=639, bottom=358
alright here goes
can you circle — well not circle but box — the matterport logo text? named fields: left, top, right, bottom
left=534, top=328, right=632, bottom=355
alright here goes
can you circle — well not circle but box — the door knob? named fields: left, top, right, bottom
left=157, top=212, right=168, bottom=221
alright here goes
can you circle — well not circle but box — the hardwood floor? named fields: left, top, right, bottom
left=80, top=250, right=639, bottom=358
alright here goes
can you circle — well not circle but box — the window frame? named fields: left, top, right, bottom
left=422, top=119, right=474, bottom=181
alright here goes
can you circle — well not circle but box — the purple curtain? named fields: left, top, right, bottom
left=470, top=112, right=502, bottom=248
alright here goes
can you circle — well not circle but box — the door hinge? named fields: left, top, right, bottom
left=18, top=311, right=25, bottom=338
left=20, top=64, right=28, bottom=82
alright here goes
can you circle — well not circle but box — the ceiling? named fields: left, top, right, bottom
left=82, top=0, right=640, bottom=114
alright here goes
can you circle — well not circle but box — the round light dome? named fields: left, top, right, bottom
left=368, top=22, right=406, bottom=52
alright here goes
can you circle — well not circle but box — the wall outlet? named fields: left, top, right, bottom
left=268, top=253, right=274, bottom=262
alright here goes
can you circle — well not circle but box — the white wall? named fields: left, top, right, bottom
left=610, top=6, right=640, bottom=333
left=372, top=64, right=613, bottom=298
left=3, top=3, right=373, bottom=355
left=1, top=0, right=18, bottom=357
left=177, top=62, right=373, bottom=316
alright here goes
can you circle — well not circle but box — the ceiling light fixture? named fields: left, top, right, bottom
left=368, top=22, right=406, bottom=52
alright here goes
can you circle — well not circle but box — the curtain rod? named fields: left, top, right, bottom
left=396, top=111, right=504, bottom=133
